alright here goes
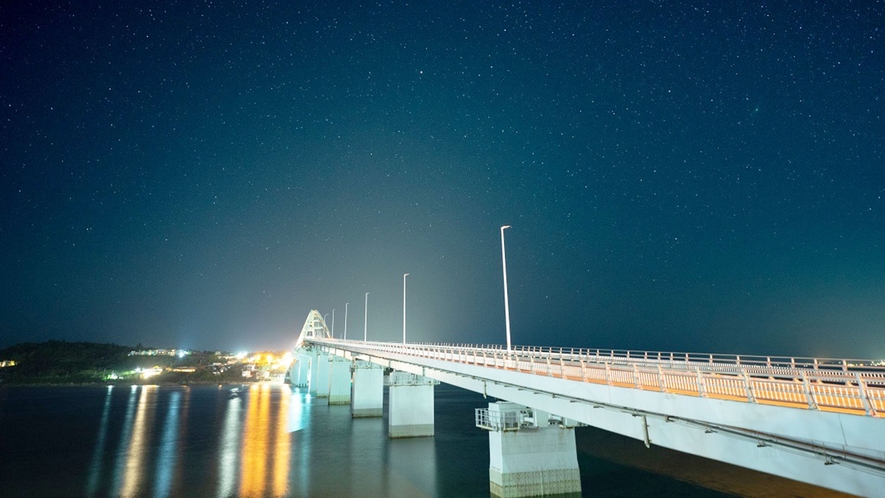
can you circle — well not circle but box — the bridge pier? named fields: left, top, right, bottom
left=351, top=360, right=383, bottom=417
left=291, top=349, right=315, bottom=390
left=477, top=402, right=581, bottom=498
left=328, top=357, right=352, bottom=405
left=388, top=371, right=438, bottom=438
left=313, top=351, right=331, bottom=398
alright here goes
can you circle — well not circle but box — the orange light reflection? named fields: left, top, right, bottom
left=273, top=387, right=291, bottom=496
left=120, top=386, right=156, bottom=498
left=239, top=384, right=269, bottom=497
left=238, top=384, right=292, bottom=497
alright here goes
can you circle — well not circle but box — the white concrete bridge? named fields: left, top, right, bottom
left=289, top=310, right=885, bottom=497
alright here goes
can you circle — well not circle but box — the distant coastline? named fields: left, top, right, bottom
left=0, top=340, right=290, bottom=387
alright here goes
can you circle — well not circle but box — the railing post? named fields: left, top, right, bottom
left=855, top=372, right=877, bottom=417
left=657, top=365, right=666, bottom=392
left=633, top=364, right=641, bottom=389
left=800, top=371, right=818, bottom=410
left=559, top=356, right=565, bottom=379
left=530, top=355, right=535, bottom=374
left=580, top=359, right=587, bottom=382
left=546, top=356, right=552, bottom=377
left=696, top=368, right=707, bottom=397
left=741, top=369, right=756, bottom=403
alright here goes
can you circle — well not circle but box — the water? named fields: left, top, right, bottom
left=0, top=384, right=733, bottom=497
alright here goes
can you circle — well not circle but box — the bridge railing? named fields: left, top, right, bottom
left=310, top=339, right=884, bottom=417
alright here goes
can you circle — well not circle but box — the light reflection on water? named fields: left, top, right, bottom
left=85, top=385, right=113, bottom=498
left=153, top=390, right=181, bottom=498
left=2, top=383, right=741, bottom=497
left=82, top=384, right=299, bottom=497
left=120, top=385, right=157, bottom=497
left=216, top=392, right=242, bottom=498
left=110, top=385, right=140, bottom=494
left=273, top=387, right=291, bottom=497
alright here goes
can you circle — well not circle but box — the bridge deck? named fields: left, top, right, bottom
left=311, top=339, right=884, bottom=417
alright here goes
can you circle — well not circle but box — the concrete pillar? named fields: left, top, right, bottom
left=291, top=350, right=313, bottom=388
left=388, top=371, right=437, bottom=438
left=313, top=351, right=330, bottom=398
left=328, top=357, right=352, bottom=405
left=479, top=402, right=581, bottom=498
left=351, top=360, right=383, bottom=418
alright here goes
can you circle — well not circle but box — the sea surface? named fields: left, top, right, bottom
left=0, top=383, right=738, bottom=497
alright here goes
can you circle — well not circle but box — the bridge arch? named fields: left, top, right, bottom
left=294, top=309, right=331, bottom=348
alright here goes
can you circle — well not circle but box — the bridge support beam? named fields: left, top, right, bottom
left=388, top=371, right=438, bottom=438
left=351, top=360, right=383, bottom=417
left=328, top=357, right=352, bottom=405
left=313, top=351, right=331, bottom=398
left=479, top=402, right=581, bottom=498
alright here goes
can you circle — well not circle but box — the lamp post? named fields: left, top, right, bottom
left=403, top=273, right=409, bottom=344
left=500, top=225, right=512, bottom=353
left=344, top=303, right=348, bottom=340
left=331, top=309, right=335, bottom=337
left=364, top=292, right=369, bottom=342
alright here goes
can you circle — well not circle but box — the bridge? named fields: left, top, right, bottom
left=289, top=310, right=885, bottom=497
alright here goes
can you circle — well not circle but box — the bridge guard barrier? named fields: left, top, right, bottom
left=388, top=372, right=438, bottom=438
left=329, top=357, right=352, bottom=405
left=480, top=402, right=581, bottom=498
left=352, top=360, right=383, bottom=418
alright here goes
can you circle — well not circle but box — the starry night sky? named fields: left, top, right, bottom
left=2, top=1, right=884, bottom=357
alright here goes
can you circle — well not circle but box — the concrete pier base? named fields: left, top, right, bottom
left=313, top=351, right=331, bottom=398
left=481, top=402, right=581, bottom=498
left=290, top=350, right=313, bottom=388
left=328, top=357, right=352, bottom=405
left=388, top=372, right=437, bottom=438
left=351, top=360, right=383, bottom=417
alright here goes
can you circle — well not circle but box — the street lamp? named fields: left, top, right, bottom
left=403, top=273, right=409, bottom=344
left=364, top=292, right=369, bottom=342
left=344, top=303, right=348, bottom=340
left=500, top=225, right=512, bottom=353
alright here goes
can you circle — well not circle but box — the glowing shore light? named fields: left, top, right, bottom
left=141, top=366, right=162, bottom=379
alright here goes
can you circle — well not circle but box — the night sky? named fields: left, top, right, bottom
left=2, top=1, right=884, bottom=358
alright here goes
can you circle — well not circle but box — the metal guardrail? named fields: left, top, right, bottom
left=475, top=407, right=528, bottom=431
left=310, top=339, right=884, bottom=418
